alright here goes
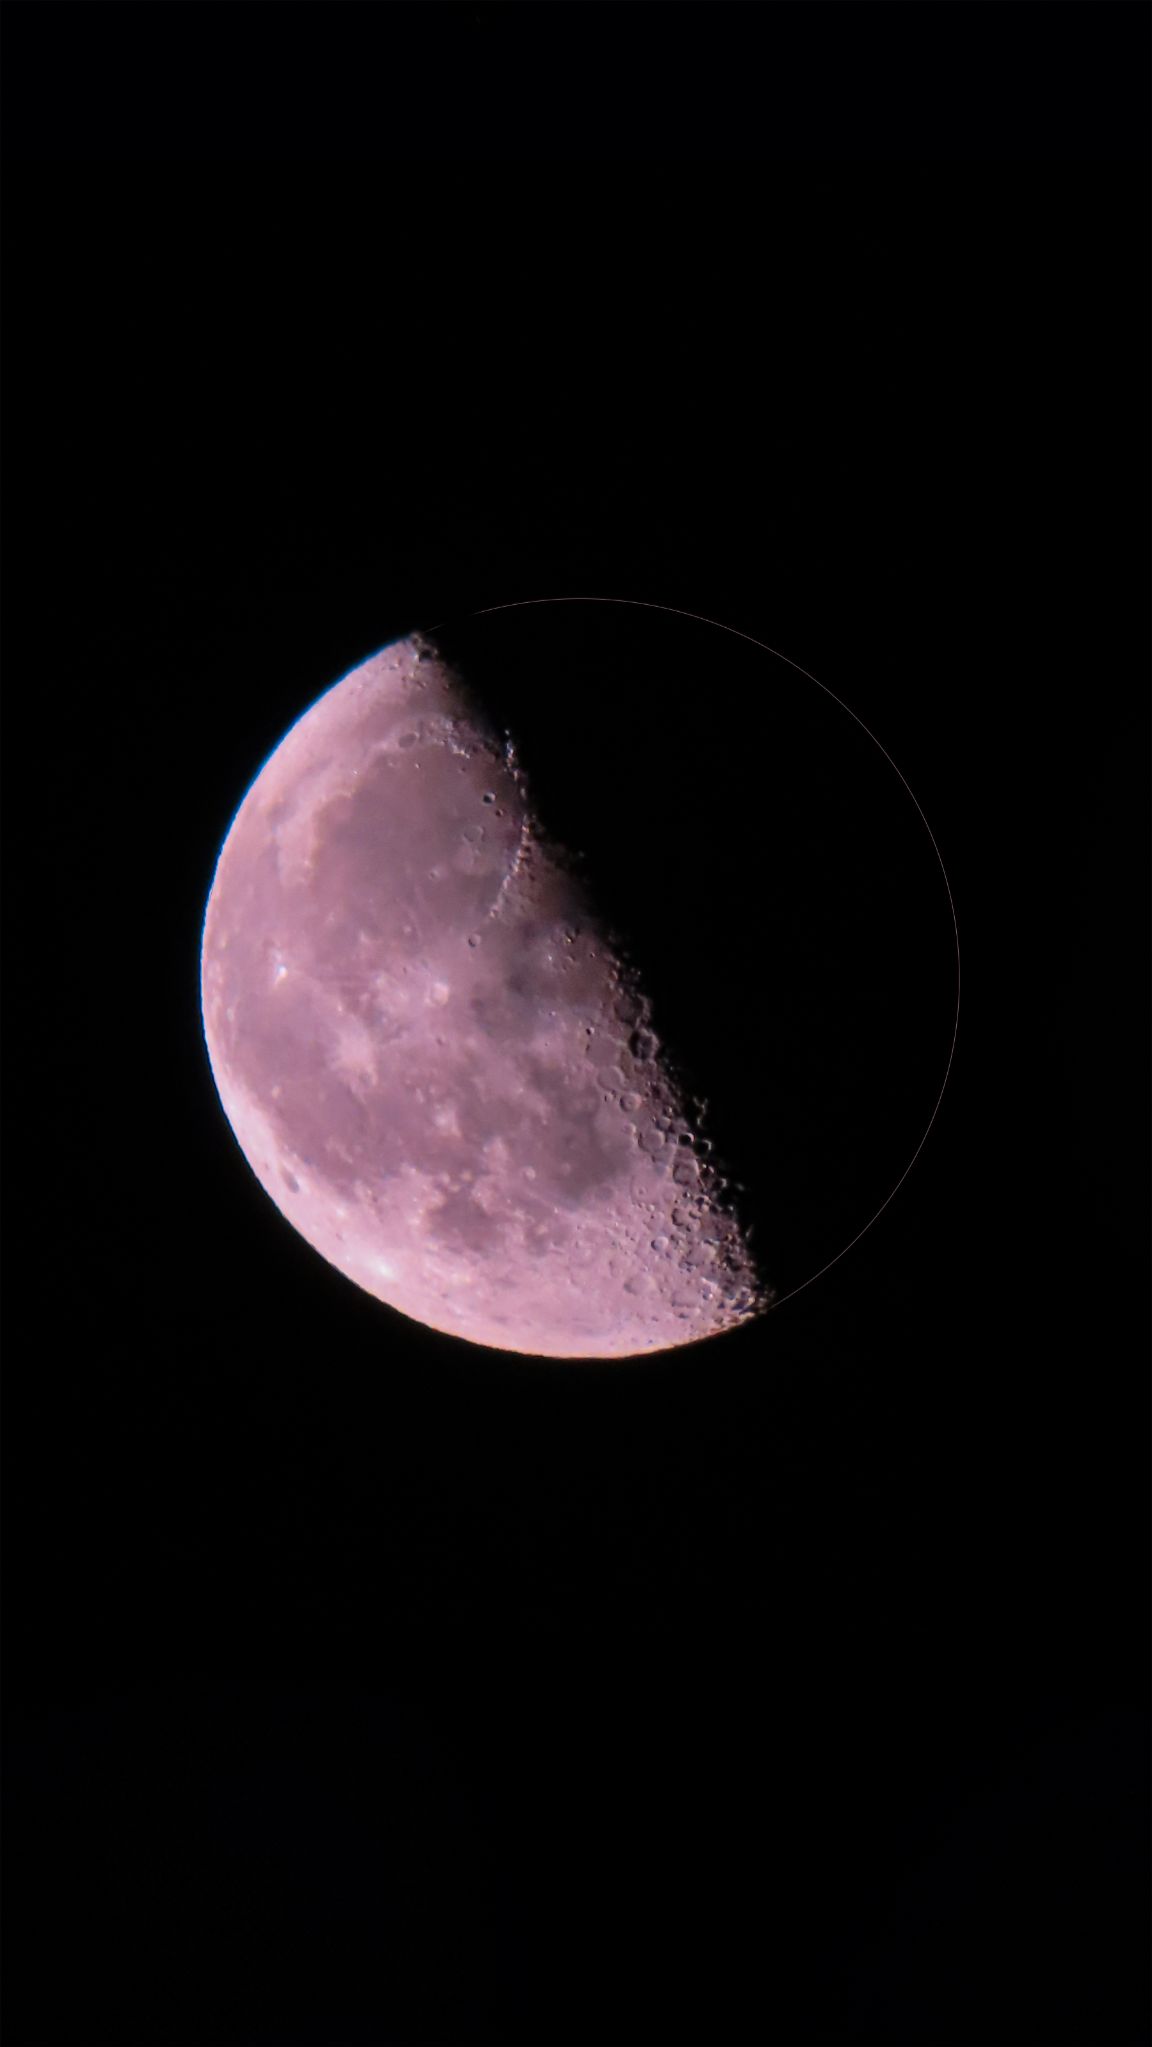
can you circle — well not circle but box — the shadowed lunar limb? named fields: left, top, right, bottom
left=200, top=634, right=770, bottom=1358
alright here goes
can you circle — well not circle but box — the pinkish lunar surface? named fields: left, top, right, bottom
left=200, top=634, right=768, bottom=1357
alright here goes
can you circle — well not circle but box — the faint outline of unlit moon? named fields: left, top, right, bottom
left=200, top=633, right=770, bottom=1359
left=457, top=594, right=961, bottom=1311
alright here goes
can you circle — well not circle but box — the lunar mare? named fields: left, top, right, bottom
left=200, top=635, right=769, bottom=1357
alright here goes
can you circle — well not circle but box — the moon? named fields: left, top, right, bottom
left=200, top=633, right=769, bottom=1358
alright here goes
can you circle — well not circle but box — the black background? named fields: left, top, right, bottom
left=3, top=6, right=1149, bottom=2045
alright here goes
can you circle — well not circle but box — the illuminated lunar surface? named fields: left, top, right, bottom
left=200, top=636, right=769, bottom=1358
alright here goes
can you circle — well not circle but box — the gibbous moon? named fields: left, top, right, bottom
left=200, top=633, right=769, bottom=1358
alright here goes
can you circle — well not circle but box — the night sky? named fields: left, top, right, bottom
left=4, top=7, right=1149, bottom=2044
